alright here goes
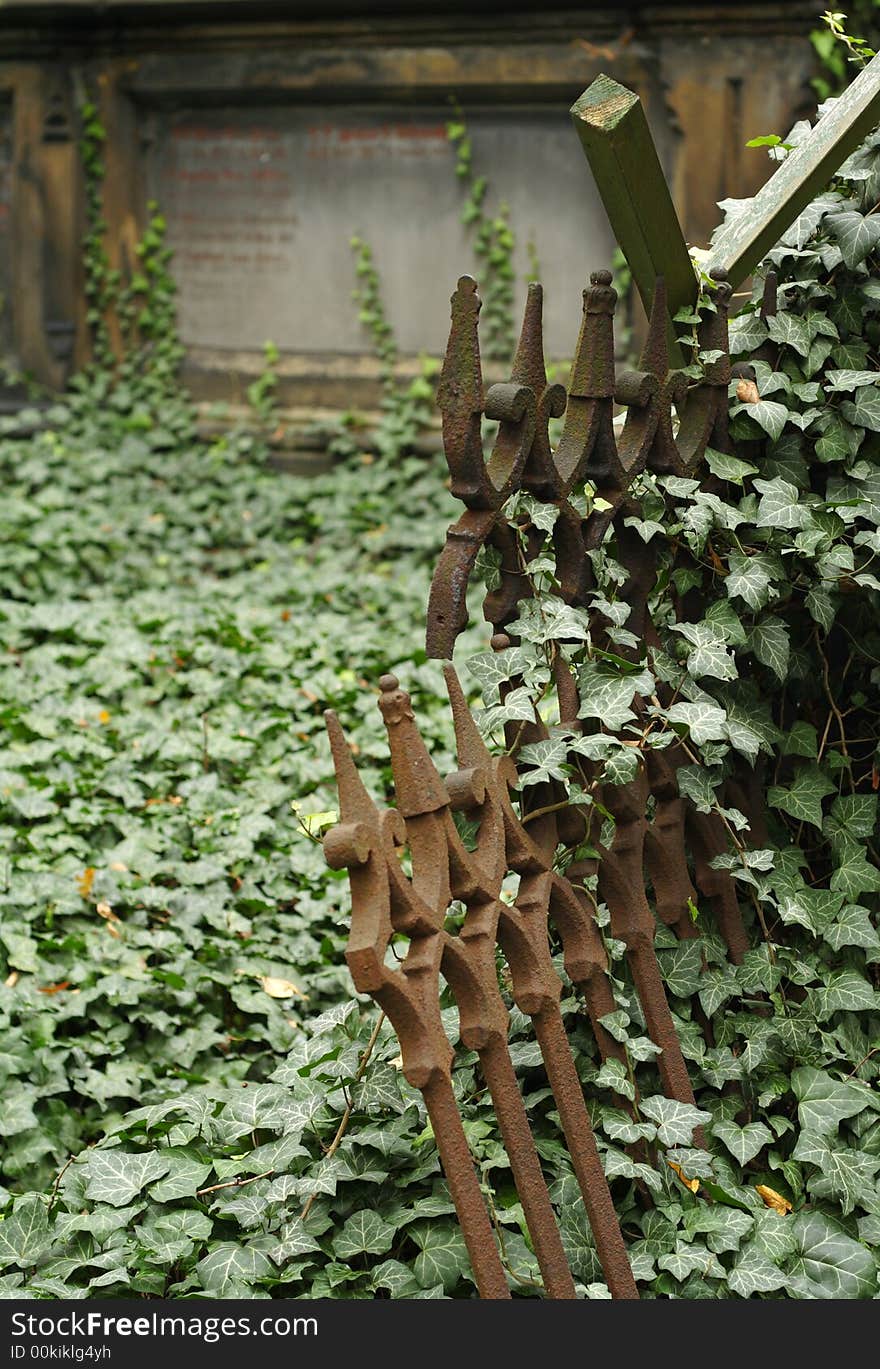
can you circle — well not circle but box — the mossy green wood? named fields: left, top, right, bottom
left=710, top=51, right=880, bottom=286
left=570, top=74, right=694, bottom=367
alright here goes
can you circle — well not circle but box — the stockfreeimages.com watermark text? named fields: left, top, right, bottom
left=11, top=1310, right=317, bottom=1349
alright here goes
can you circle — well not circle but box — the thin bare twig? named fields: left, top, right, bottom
left=299, top=1010, right=386, bottom=1224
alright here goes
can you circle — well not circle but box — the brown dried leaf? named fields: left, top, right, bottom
left=756, top=1184, right=792, bottom=1214
left=667, top=1160, right=700, bottom=1193
left=735, top=378, right=760, bottom=404
left=77, top=867, right=96, bottom=899
left=258, top=975, right=307, bottom=1000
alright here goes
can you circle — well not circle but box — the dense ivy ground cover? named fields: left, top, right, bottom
left=1, top=106, right=880, bottom=1302
left=0, top=402, right=486, bottom=1296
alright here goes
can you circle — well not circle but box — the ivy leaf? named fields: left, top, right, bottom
left=786, top=1211, right=876, bottom=1298
left=578, top=664, right=650, bottom=731
left=409, top=1221, right=471, bottom=1293
left=792, top=1067, right=875, bottom=1135
left=0, top=1196, right=51, bottom=1267
left=768, top=765, right=835, bottom=830
left=728, top=1245, right=790, bottom=1297
left=829, top=843, right=880, bottom=899
left=657, top=1242, right=726, bottom=1282
left=841, top=384, right=880, bottom=432
left=826, top=794, right=878, bottom=842
left=734, top=400, right=790, bottom=442
left=713, top=1120, right=773, bottom=1165
left=824, top=369, right=879, bottom=392
left=825, top=210, right=880, bottom=268
left=332, top=1209, right=397, bottom=1259
left=724, top=552, right=775, bottom=610
left=823, top=904, right=880, bottom=952
left=639, top=1096, right=712, bottom=1147
left=767, top=311, right=812, bottom=356
left=753, top=477, right=809, bottom=528
left=517, top=736, right=571, bottom=786
left=195, top=1243, right=273, bottom=1292
left=84, top=1151, right=172, bottom=1207
left=665, top=701, right=729, bottom=746
left=748, top=616, right=789, bottom=681
left=148, top=1149, right=212, bottom=1201
left=815, top=969, right=877, bottom=1016
left=673, top=621, right=737, bottom=681
left=704, top=448, right=758, bottom=483
left=371, top=1258, right=422, bottom=1298
left=808, top=1145, right=880, bottom=1216
left=728, top=313, right=768, bottom=353
left=657, top=939, right=704, bottom=998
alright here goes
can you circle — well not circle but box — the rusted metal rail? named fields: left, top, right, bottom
left=325, top=667, right=638, bottom=1299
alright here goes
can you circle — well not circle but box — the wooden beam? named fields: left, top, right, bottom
left=710, top=50, right=880, bottom=287
left=570, top=73, right=695, bottom=366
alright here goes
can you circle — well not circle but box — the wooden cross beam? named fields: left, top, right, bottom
left=571, top=54, right=880, bottom=360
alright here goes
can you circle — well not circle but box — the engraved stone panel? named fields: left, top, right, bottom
left=0, top=101, right=13, bottom=359
left=148, top=104, right=653, bottom=360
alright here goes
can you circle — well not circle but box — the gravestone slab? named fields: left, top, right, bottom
left=148, top=104, right=658, bottom=359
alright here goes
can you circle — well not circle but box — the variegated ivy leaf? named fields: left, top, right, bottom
left=577, top=663, right=652, bottom=731
left=147, top=1148, right=212, bottom=1202
left=602, top=1147, right=662, bottom=1192
left=807, top=1143, right=880, bottom=1216
left=675, top=763, right=722, bottom=812
left=409, top=1221, right=471, bottom=1292
left=825, top=209, right=880, bottom=267
left=724, top=552, right=776, bottom=610
left=829, top=843, right=880, bottom=899
left=841, top=383, right=880, bottom=432
left=753, top=477, right=810, bottom=528
left=793, top=1067, right=876, bottom=1137
left=477, top=686, right=536, bottom=733
left=685, top=1205, right=754, bottom=1255
left=639, top=1096, right=711, bottom=1147
left=712, top=1120, right=773, bottom=1166
left=370, top=1259, right=422, bottom=1298
left=823, top=903, right=880, bottom=952
left=727, top=311, right=768, bottom=353
left=733, top=399, right=790, bottom=442
left=0, top=1195, right=52, bottom=1267
left=748, top=616, right=790, bottom=681
left=728, top=1245, right=790, bottom=1297
left=84, top=1150, right=172, bottom=1208
left=768, top=765, right=835, bottom=830
left=332, top=1209, right=397, bottom=1259
left=824, top=369, right=880, bottom=392
left=787, top=1210, right=877, bottom=1298
left=602, top=745, right=641, bottom=787
left=466, top=644, right=532, bottom=698
left=767, top=310, right=813, bottom=357
left=664, top=700, right=728, bottom=746
left=195, top=1243, right=273, bottom=1292
left=813, top=969, right=877, bottom=1017
left=704, top=447, right=758, bottom=483
left=673, top=621, right=737, bottom=681
left=658, top=1242, right=726, bottom=1282
left=517, top=736, right=570, bottom=786
left=825, top=793, right=878, bottom=843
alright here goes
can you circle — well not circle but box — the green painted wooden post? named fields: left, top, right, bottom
left=710, top=51, right=880, bottom=286
left=571, top=55, right=880, bottom=366
left=570, top=75, right=692, bottom=366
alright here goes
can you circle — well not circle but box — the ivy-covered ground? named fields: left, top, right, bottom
left=1, top=107, right=880, bottom=1300
left=0, top=402, right=482, bottom=1296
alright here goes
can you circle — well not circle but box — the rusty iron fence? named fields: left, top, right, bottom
left=322, top=260, right=785, bottom=1298
left=318, top=52, right=880, bottom=1302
